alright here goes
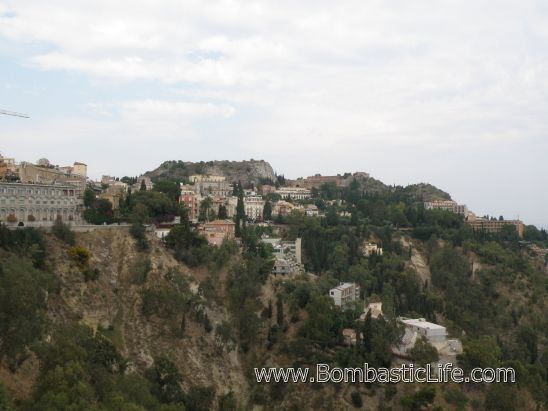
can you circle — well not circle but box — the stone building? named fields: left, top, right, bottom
left=18, top=161, right=87, bottom=198
left=189, top=175, right=232, bottom=197
left=0, top=181, right=83, bottom=225
left=466, top=213, right=524, bottom=237
left=198, top=219, right=236, bottom=246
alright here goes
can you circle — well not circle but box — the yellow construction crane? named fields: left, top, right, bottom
left=0, top=109, right=30, bottom=118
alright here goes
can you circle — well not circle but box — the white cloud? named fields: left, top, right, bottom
left=1, top=0, right=548, bottom=226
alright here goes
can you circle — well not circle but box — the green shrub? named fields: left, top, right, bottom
left=52, top=218, right=75, bottom=245
left=83, top=267, right=100, bottom=282
left=351, top=390, right=363, bottom=408
left=68, top=246, right=91, bottom=270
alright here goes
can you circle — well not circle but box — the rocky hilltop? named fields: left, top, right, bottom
left=145, top=159, right=276, bottom=186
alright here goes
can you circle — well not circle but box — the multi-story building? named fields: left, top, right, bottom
left=424, top=200, right=468, bottom=216
left=329, top=282, right=361, bottom=308
left=198, top=219, right=236, bottom=246
left=244, top=194, right=264, bottom=221
left=0, top=181, right=83, bottom=225
left=18, top=161, right=87, bottom=198
left=0, top=155, right=17, bottom=178
left=179, top=186, right=201, bottom=222
left=189, top=175, right=232, bottom=197
left=275, top=186, right=311, bottom=200
left=302, top=174, right=343, bottom=189
left=466, top=214, right=524, bottom=238
left=261, top=237, right=303, bottom=275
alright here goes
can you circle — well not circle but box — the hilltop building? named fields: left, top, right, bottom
left=18, top=161, right=87, bottom=198
left=424, top=200, right=468, bottom=216
left=466, top=213, right=524, bottom=237
left=132, top=176, right=153, bottom=191
left=189, top=175, right=232, bottom=197
left=0, top=181, right=83, bottom=225
left=275, top=186, right=311, bottom=200
left=302, top=174, right=343, bottom=189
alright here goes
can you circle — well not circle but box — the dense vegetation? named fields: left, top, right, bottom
left=1, top=175, right=546, bottom=410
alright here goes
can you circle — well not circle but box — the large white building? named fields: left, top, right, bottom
left=399, top=318, right=447, bottom=343
left=244, top=194, right=265, bottom=221
left=275, top=186, right=311, bottom=200
left=0, top=181, right=83, bottom=225
left=424, top=200, right=468, bottom=216
left=394, top=317, right=463, bottom=366
left=329, top=282, right=360, bottom=308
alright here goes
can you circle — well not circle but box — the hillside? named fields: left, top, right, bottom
left=0, top=171, right=546, bottom=411
left=0, top=229, right=249, bottom=406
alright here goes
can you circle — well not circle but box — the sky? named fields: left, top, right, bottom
left=0, top=0, right=547, bottom=228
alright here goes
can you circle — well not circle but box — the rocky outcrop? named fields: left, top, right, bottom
left=145, top=159, right=276, bottom=186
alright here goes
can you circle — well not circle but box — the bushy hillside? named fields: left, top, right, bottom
left=0, top=174, right=547, bottom=411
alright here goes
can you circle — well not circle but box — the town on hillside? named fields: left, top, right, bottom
left=0, top=152, right=548, bottom=363
left=1, top=152, right=547, bottom=409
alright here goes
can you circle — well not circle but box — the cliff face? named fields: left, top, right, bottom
left=145, top=159, right=276, bottom=186
left=2, top=229, right=248, bottom=403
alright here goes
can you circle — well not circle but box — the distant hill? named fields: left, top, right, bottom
left=144, top=159, right=276, bottom=186
left=398, top=183, right=451, bottom=202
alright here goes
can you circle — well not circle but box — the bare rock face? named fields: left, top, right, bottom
left=145, top=159, right=276, bottom=186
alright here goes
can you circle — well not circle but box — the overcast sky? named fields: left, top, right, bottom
left=1, top=1, right=547, bottom=228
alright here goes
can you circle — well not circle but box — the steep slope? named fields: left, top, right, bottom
left=2, top=229, right=249, bottom=404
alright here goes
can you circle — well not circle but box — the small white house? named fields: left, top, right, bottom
left=329, top=282, right=360, bottom=308
left=363, top=242, right=383, bottom=256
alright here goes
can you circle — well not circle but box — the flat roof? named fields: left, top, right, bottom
left=400, top=318, right=446, bottom=330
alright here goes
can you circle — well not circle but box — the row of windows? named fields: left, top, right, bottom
left=0, top=198, right=77, bottom=205
left=0, top=187, right=76, bottom=196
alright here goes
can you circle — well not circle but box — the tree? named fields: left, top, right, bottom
left=83, top=187, right=96, bottom=207
left=409, top=336, right=439, bottom=366
left=235, top=183, right=246, bottom=237
left=67, top=246, right=91, bottom=270
left=350, top=391, right=362, bottom=408
left=276, top=294, right=284, bottom=326
left=153, top=180, right=181, bottom=202
left=140, top=179, right=147, bottom=191
left=0, top=256, right=51, bottom=367
left=52, top=217, right=75, bottom=245
left=218, top=204, right=228, bottom=219
left=458, top=336, right=501, bottom=372
left=0, top=381, right=13, bottom=411
left=400, top=386, right=436, bottom=411
left=145, top=357, right=184, bottom=404
left=263, top=200, right=272, bottom=221
left=485, top=383, right=518, bottom=411
left=199, top=197, right=213, bottom=222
